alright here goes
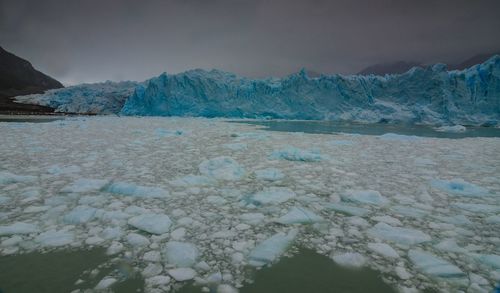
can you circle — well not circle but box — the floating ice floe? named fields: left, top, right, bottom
left=275, top=207, right=323, bottom=224
left=431, top=178, right=489, bottom=197
left=270, top=147, right=322, bottom=162
left=128, top=213, right=172, bottom=234
left=326, top=203, right=370, bottom=217
left=126, top=233, right=150, bottom=247
left=451, top=203, right=500, bottom=213
left=248, top=187, right=296, bottom=205
left=223, top=143, right=248, bottom=151
left=248, top=229, right=298, bottom=266
left=254, top=168, right=285, bottom=181
left=0, top=222, right=39, bottom=236
left=63, top=206, right=97, bottom=224
left=0, top=171, right=36, bottom=185
left=61, top=178, right=109, bottom=193
left=164, top=241, right=199, bottom=267
left=47, top=165, right=81, bottom=175
left=378, top=133, right=421, bottom=141
left=471, top=254, right=500, bottom=269
left=168, top=268, right=196, bottom=281
left=367, top=242, right=399, bottom=258
left=341, top=190, right=389, bottom=206
left=434, top=125, right=466, bottom=133
left=170, top=175, right=215, bottom=187
left=154, top=128, right=183, bottom=138
left=332, top=252, right=367, bottom=268
left=434, top=239, right=467, bottom=253
left=367, top=223, right=431, bottom=245
left=199, top=157, right=245, bottom=181
left=408, top=250, right=465, bottom=278
left=35, top=230, right=75, bottom=247
left=106, top=182, right=169, bottom=198
left=240, top=213, right=266, bottom=225
left=95, top=277, right=117, bottom=290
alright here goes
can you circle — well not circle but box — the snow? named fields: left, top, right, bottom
left=332, top=252, right=367, bottom=268
left=275, top=207, right=323, bottom=224
left=408, top=250, right=465, bottom=278
left=367, top=223, right=431, bottom=245
left=168, top=268, right=197, bottom=281
left=270, top=147, right=322, bottom=162
left=128, top=213, right=172, bottom=234
left=198, top=157, right=245, bottom=181
left=431, top=178, right=489, bottom=197
left=164, top=241, right=199, bottom=267
left=248, top=229, right=298, bottom=266
left=249, top=187, right=296, bottom=205
left=341, top=190, right=389, bottom=206
left=106, top=182, right=169, bottom=198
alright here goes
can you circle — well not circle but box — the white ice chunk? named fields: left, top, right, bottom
left=126, top=233, right=150, bottom=247
left=95, top=277, right=117, bottom=290
left=250, top=187, right=296, bottom=205
left=451, top=203, right=500, bottom=213
left=326, top=203, right=370, bottom=217
left=142, top=263, right=163, bottom=277
left=434, top=239, right=467, bottom=253
left=408, top=250, right=465, bottom=278
left=107, top=182, right=169, bottom=198
left=199, top=157, right=245, bottom=181
left=367, top=242, right=399, bottom=258
left=332, top=252, right=367, bottom=268
left=472, top=254, right=500, bottom=269
left=275, top=207, right=323, bottom=224
left=223, top=143, right=247, bottom=151
left=371, top=215, right=402, bottom=226
left=107, top=242, right=124, bottom=255
left=485, top=215, right=500, bottom=224
left=145, top=275, right=171, bottom=287
left=206, top=195, right=227, bottom=205
left=255, top=168, right=285, bottom=181
left=367, top=223, right=431, bottom=245
left=1, top=235, right=23, bottom=247
left=35, top=230, right=74, bottom=247
left=61, top=178, right=108, bottom=193
left=341, top=190, right=389, bottom=206
left=170, top=175, right=215, bottom=187
left=434, top=125, right=466, bottom=133
left=270, top=147, right=322, bottom=162
left=240, top=213, right=266, bottom=225
left=0, top=222, right=39, bottom=235
left=168, top=268, right=196, bottom=281
left=0, top=171, right=36, bottom=185
left=164, top=241, right=199, bottom=267
left=47, top=165, right=81, bottom=175
left=63, top=205, right=97, bottom=224
left=431, top=178, right=489, bottom=197
left=128, top=213, right=172, bottom=234
left=248, top=229, right=298, bottom=266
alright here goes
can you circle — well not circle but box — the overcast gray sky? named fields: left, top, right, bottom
left=1, top=0, right=500, bottom=85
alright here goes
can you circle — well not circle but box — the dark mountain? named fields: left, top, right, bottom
left=449, top=52, right=500, bottom=70
left=357, top=61, right=422, bottom=76
left=0, top=46, right=63, bottom=113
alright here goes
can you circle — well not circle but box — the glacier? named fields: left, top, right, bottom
left=121, top=55, right=500, bottom=125
left=11, top=56, right=500, bottom=125
left=14, top=80, right=139, bottom=114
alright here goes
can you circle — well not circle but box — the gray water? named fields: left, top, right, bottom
left=235, top=120, right=500, bottom=138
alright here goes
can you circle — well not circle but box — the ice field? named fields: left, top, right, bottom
left=1, top=116, right=499, bottom=292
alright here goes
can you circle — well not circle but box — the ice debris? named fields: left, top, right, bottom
left=128, top=214, right=172, bottom=234
left=408, top=250, right=465, bottom=278
left=367, top=223, right=431, bottom=245
left=107, top=182, right=169, bottom=198
left=248, top=229, right=298, bottom=266
left=270, top=147, right=322, bottom=162
left=199, top=157, right=245, bottom=181
left=164, top=241, right=199, bottom=267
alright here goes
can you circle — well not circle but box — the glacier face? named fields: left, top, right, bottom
left=121, top=56, right=500, bottom=125
left=15, top=81, right=139, bottom=114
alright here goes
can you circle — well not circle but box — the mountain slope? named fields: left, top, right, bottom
left=0, top=46, right=63, bottom=113
left=357, top=61, right=423, bottom=76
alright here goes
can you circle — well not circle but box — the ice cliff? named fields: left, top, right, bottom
left=15, top=81, right=139, bottom=114
left=121, top=55, right=500, bottom=125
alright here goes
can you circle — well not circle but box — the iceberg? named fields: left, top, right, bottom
left=106, top=182, right=169, bottom=198
left=248, top=187, right=296, bottom=205
left=332, top=252, right=367, bottom=268
left=198, top=157, right=245, bottom=181
left=341, top=190, right=389, bottom=206
left=121, top=56, right=500, bottom=125
left=63, top=205, right=97, bottom=224
left=326, top=203, right=370, bottom=217
left=61, top=178, right=108, bottom=193
left=275, top=207, right=323, bottom=224
left=0, top=222, right=39, bottom=236
left=431, top=178, right=489, bottom=197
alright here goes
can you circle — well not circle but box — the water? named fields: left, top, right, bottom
left=0, top=249, right=143, bottom=293
left=0, top=115, right=64, bottom=123
left=235, top=120, right=500, bottom=138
